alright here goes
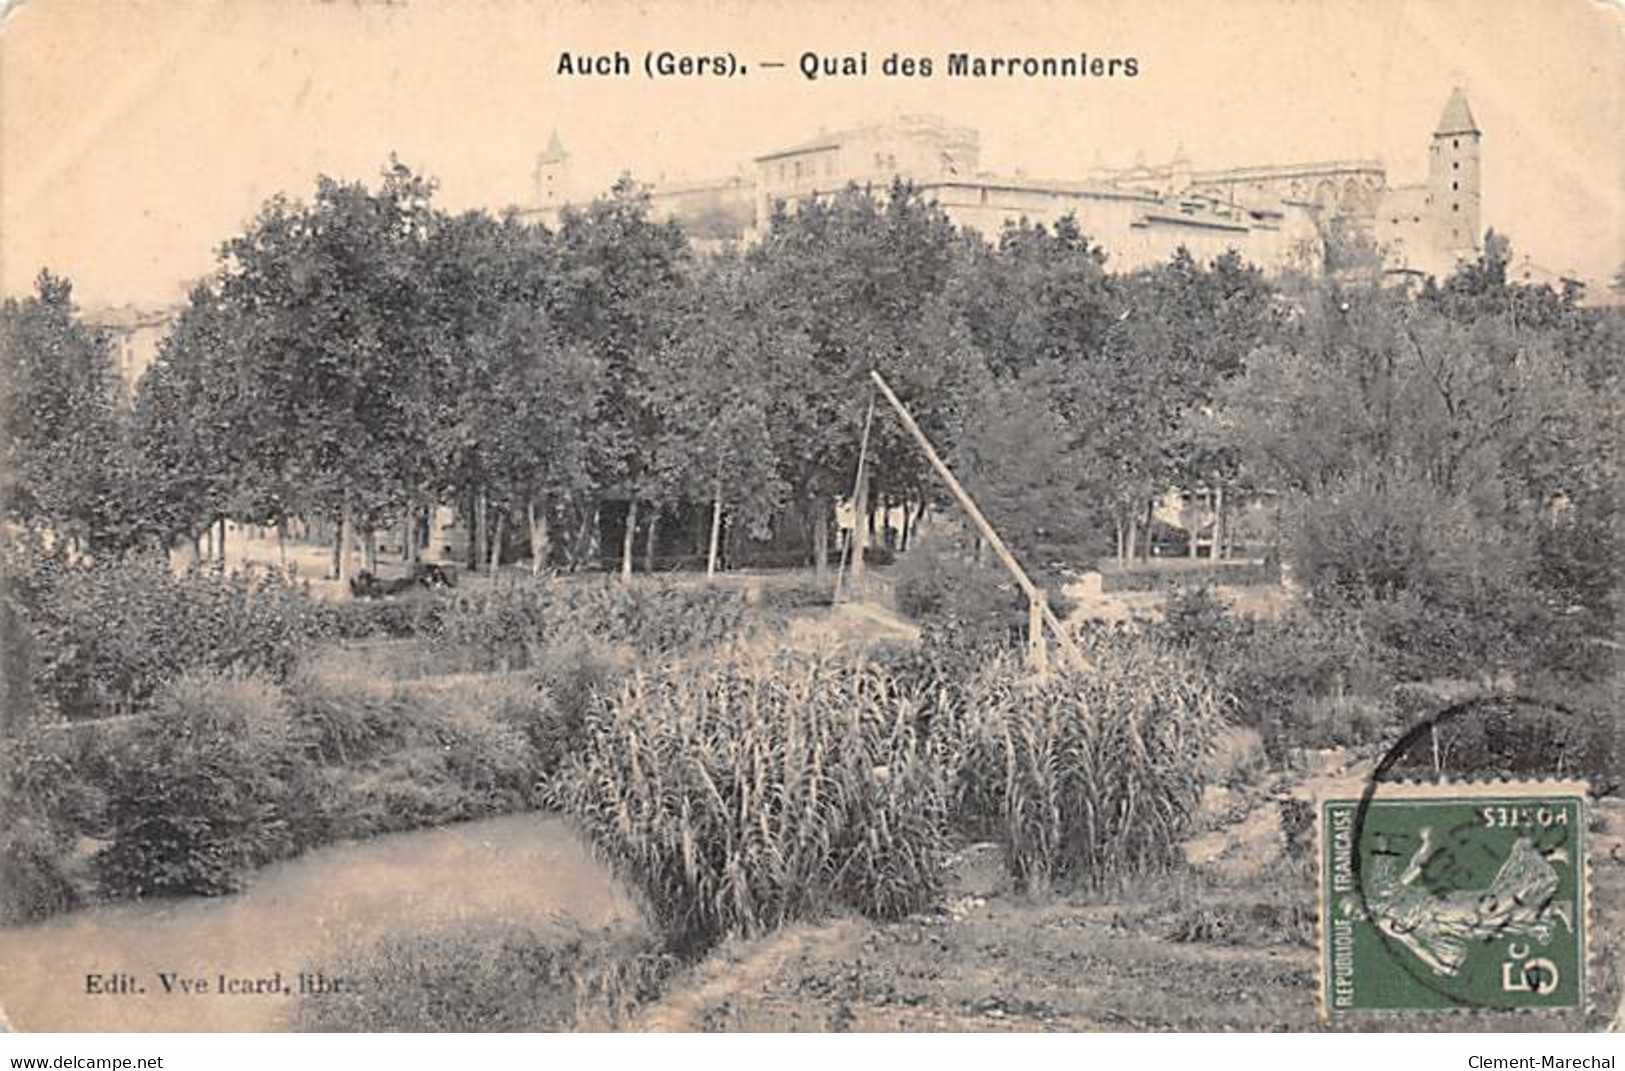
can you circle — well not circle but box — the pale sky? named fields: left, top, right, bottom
left=3, top=0, right=1622, bottom=307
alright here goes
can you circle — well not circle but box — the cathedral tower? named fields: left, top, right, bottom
left=1427, top=87, right=1481, bottom=264
left=533, top=130, right=571, bottom=210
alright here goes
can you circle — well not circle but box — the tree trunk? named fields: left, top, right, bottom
left=276, top=518, right=289, bottom=576
left=621, top=498, right=638, bottom=580
left=853, top=471, right=869, bottom=583
left=1188, top=493, right=1200, bottom=558
left=1213, top=485, right=1226, bottom=563
left=488, top=508, right=505, bottom=577
left=474, top=491, right=490, bottom=575
left=528, top=499, right=549, bottom=576
left=813, top=499, right=829, bottom=583
left=567, top=502, right=597, bottom=573
left=899, top=498, right=912, bottom=553
left=1123, top=515, right=1137, bottom=563
left=217, top=517, right=228, bottom=567
left=644, top=508, right=660, bottom=574
left=1141, top=498, right=1155, bottom=562
left=706, top=486, right=723, bottom=579
left=402, top=509, right=412, bottom=565
left=338, top=491, right=355, bottom=585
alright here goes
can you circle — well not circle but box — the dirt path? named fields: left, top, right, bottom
left=0, top=813, right=639, bottom=1032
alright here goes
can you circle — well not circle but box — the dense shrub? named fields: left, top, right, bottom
left=1351, top=588, right=1607, bottom=684
left=2, top=540, right=322, bottom=720
left=553, top=649, right=954, bottom=952
left=282, top=667, right=541, bottom=845
left=0, top=814, right=83, bottom=922
left=754, top=575, right=836, bottom=613
left=1380, top=692, right=1620, bottom=789
left=494, top=639, right=636, bottom=782
left=97, top=673, right=302, bottom=898
left=1289, top=475, right=1607, bottom=683
left=0, top=728, right=96, bottom=921
left=436, top=578, right=752, bottom=669
left=291, top=923, right=666, bottom=1031
left=944, top=642, right=1227, bottom=890
left=1097, top=559, right=1280, bottom=593
left=316, top=595, right=445, bottom=641
left=76, top=664, right=547, bottom=906
left=1149, top=591, right=1397, bottom=758
left=1160, top=585, right=1238, bottom=652
left=286, top=663, right=439, bottom=768
left=894, top=546, right=1028, bottom=661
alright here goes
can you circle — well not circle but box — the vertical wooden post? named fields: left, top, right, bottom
left=1028, top=591, right=1049, bottom=675
left=706, top=484, right=723, bottom=579
left=834, top=387, right=877, bottom=603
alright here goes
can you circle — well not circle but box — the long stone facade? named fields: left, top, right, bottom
left=520, top=89, right=1485, bottom=279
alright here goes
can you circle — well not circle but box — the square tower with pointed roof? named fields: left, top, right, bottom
left=1428, top=87, right=1482, bottom=263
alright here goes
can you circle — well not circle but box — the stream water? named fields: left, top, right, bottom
left=0, top=813, right=638, bottom=1032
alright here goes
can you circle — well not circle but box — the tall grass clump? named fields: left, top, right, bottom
left=552, top=649, right=952, bottom=953
left=948, top=640, right=1227, bottom=891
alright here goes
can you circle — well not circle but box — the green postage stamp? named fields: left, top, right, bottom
left=1319, top=780, right=1591, bottom=1018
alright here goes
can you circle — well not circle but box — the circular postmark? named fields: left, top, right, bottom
left=1343, top=695, right=1599, bottom=1014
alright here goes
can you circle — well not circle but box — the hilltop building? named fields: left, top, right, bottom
left=519, top=89, right=1487, bottom=280
left=81, top=303, right=178, bottom=393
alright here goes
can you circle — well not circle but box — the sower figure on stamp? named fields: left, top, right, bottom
left=1367, top=828, right=1575, bottom=977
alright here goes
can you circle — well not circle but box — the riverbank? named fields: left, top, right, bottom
left=0, top=814, right=640, bottom=1031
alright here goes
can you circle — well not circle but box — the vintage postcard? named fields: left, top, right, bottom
left=0, top=0, right=1620, bottom=1039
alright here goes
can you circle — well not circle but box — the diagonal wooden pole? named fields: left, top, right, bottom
left=868, top=369, right=1086, bottom=670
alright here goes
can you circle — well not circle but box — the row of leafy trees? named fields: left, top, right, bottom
left=2, top=163, right=1619, bottom=655
left=0, top=164, right=1278, bottom=579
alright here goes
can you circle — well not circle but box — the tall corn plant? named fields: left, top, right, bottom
left=551, top=647, right=951, bottom=952
left=948, top=641, right=1226, bottom=891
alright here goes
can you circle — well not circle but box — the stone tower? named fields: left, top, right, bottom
left=533, top=130, right=571, bottom=210
left=1428, top=87, right=1481, bottom=263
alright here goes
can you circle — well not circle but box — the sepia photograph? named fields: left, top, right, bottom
left=0, top=0, right=1620, bottom=1043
